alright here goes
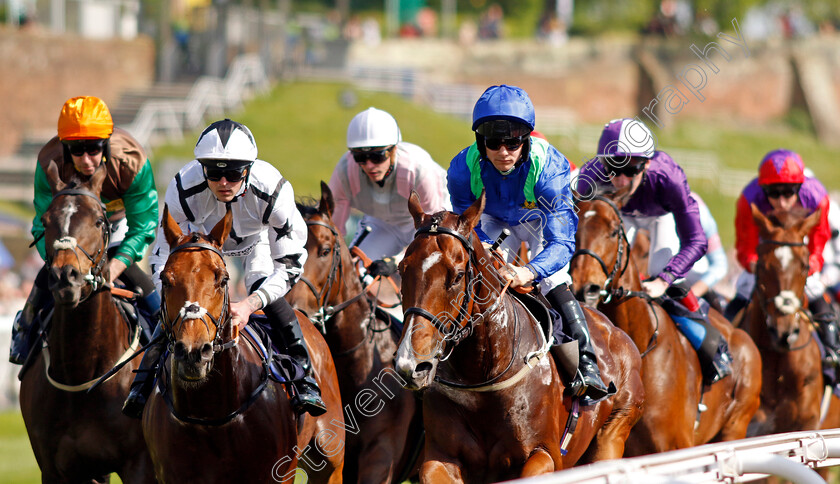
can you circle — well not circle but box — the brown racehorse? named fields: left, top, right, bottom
left=743, top=204, right=840, bottom=437
left=394, top=192, right=644, bottom=482
left=143, top=205, right=344, bottom=483
left=287, top=182, right=423, bottom=484
left=570, top=194, right=761, bottom=455
left=19, top=161, right=155, bottom=483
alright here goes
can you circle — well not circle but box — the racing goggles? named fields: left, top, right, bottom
left=484, top=136, right=526, bottom=151
left=351, top=146, right=392, bottom=165
left=204, top=166, right=247, bottom=182
left=763, top=184, right=800, bottom=199
left=65, top=139, right=106, bottom=157
left=601, top=158, right=646, bottom=177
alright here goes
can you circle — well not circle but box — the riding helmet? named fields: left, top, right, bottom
left=346, top=107, right=401, bottom=149
left=194, top=119, right=258, bottom=170
left=57, top=96, right=113, bottom=141
left=597, top=118, right=656, bottom=160
left=758, top=149, right=805, bottom=186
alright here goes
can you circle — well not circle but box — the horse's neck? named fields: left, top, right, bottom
left=617, top=249, right=643, bottom=292
left=48, top=290, right=125, bottom=381
left=326, top=248, right=374, bottom=354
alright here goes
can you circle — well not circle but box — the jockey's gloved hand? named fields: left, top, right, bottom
left=367, top=257, right=397, bottom=277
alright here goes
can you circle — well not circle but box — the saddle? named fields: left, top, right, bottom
left=241, top=315, right=306, bottom=384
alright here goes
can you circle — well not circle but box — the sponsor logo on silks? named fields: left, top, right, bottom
left=522, top=201, right=537, bottom=209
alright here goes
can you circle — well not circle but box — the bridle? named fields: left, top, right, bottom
left=44, top=187, right=111, bottom=302
left=160, top=241, right=237, bottom=354
left=569, top=195, right=631, bottom=304
left=297, top=219, right=371, bottom=334
left=403, top=216, right=525, bottom=389
left=752, top=238, right=813, bottom=352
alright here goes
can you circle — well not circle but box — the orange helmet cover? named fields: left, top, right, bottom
left=57, top=96, right=113, bottom=140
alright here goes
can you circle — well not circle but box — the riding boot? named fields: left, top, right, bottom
left=662, top=295, right=733, bottom=385
left=546, top=285, right=611, bottom=401
left=9, top=285, right=49, bottom=365
left=137, top=290, right=161, bottom=343
left=274, top=319, right=328, bottom=417
left=724, top=295, right=749, bottom=322
left=810, top=295, right=840, bottom=368
left=122, top=323, right=166, bottom=419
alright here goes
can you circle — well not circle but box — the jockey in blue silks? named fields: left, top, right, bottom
left=447, top=84, right=612, bottom=402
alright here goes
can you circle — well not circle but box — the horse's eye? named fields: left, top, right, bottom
left=319, top=246, right=331, bottom=258
left=96, top=218, right=105, bottom=228
left=161, top=272, right=173, bottom=288
left=451, top=271, right=465, bottom=286
left=610, top=227, right=620, bottom=237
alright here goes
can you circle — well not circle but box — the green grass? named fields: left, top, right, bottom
left=0, top=411, right=39, bottom=484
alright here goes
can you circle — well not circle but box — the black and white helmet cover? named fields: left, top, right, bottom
left=194, top=118, right=258, bottom=170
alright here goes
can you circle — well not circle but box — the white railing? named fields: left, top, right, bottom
left=512, top=429, right=840, bottom=483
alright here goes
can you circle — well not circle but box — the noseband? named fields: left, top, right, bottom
left=570, top=195, right=630, bottom=303
left=44, top=188, right=111, bottom=301
left=753, top=238, right=812, bottom=352
left=298, top=220, right=371, bottom=333
left=161, top=242, right=236, bottom=354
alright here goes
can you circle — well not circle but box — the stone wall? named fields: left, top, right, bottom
left=347, top=34, right=840, bottom=143
left=0, top=27, right=155, bottom=156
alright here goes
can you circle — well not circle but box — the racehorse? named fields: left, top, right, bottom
left=19, top=161, right=155, bottom=483
left=743, top=204, right=840, bottom=437
left=287, top=182, right=423, bottom=484
left=143, top=205, right=344, bottom=483
left=570, top=193, right=762, bottom=455
left=394, top=192, right=645, bottom=482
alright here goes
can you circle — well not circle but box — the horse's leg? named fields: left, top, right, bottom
left=420, top=460, right=463, bottom=484
left=118, top=453, right=157, bottom=484
left=716, top=329, right=762, bottom=441
left=520, top=448, right=555, bottom=477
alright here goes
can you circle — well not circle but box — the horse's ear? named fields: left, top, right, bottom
left=797, top=207, right=822, bottom=237
left=209, top=205, right=233, bottom=247
left=87, top=160, right=107, bottom=196
left=319, top=181, right=335, bottom=217
left=458, top=190, right=485, bottom=233
left=162, top=204, right=183, bottom=248
left=44, top=159, right=67, bottom=194
left=611, top=184, right=633, bottom=209
left=408, top=191, right=427, bottom=228
left=751, top=203, right=775, bottom=238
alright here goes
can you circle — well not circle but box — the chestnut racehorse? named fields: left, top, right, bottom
left=570, top=194, right=761, bottom=455
left=19, top=161, right=154, bottom=483
left=143, top=205, right=344, bottom=483
left=395, top=192, right=644, bottom=482
left=287, top=182, right=423, bottom=484
left=743, top=204, right=840, bottom=437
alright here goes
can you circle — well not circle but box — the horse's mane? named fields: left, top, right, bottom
left=766, top=206, right=811, bottom=230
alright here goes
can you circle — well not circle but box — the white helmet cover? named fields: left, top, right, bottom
left=194, top=119, right=258, bottom=167
left=347, top=107, right=401, bottom=149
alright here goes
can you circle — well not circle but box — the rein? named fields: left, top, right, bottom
left=403, top=218, right=548, bottom=390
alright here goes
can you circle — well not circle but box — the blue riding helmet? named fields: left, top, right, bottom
left=472, top=85, right=535, bottom=134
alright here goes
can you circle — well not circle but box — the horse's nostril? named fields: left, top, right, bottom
left=584, top=284, right=601, bottom=296
left=415, top=361, right=433, bottom=375
left=173, top=341, right=187, bottom=360
left=200, top=343, right=213, bottom=361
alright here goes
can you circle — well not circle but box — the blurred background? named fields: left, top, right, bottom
left=1, top=1, right=840, bottom=479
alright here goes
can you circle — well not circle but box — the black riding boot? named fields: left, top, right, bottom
left=547, top=285, right=611, bottom=401
left=810, top=295, right=840, bottom=368
left=122, top=323, right=166, bottom=419
left=9, top=285, right=49, bottom=365
left=724, top=294, right=749, bottom=322
left=275, top=319, right=327, bottom=417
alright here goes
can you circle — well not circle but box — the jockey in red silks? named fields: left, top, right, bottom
left=577, top=118, right=734, bottom=385
left=726, top=149, right=840, bottom=367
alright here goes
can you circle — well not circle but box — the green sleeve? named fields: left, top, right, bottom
left=32, top=163, right=52, bottom=261
left=113, top=160, right=159, bottom=266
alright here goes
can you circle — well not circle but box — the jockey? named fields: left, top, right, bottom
left=123, top=119, right=326, bottom=418
left=10, top=96, right=159, bottom=365
left=726, top=149, right=840, bottom=367
left=684, top=192, right=728, bottom=310
left=328, top=107, right=449, bottom=278
left=576, top=118, right=733, bottom=385
left=448, top=84, right=611, bottom=402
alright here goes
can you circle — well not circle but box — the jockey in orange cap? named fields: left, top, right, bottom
left=10, top=96, right=159, bottom=366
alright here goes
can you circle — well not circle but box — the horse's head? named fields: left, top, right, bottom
left=751, top=203, right=820, bottom=349
left=395, top=191, right=493, bottom=390
left=288, top=182, right=343, bottom=322
left=569, top=190, right=632, bottom=306
left=159, top=204, right=233, bottom=382
left=41, top=160, right=110, bottom=306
